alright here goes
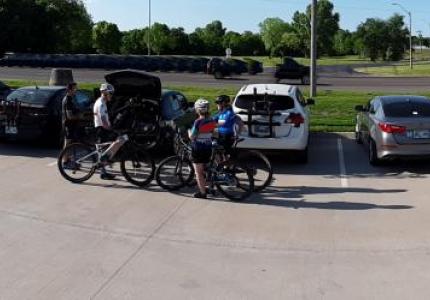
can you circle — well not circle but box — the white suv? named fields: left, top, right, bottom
left=232, top=84, right=314, bottom=163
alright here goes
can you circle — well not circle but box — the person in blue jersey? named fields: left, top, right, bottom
left=212, top=95, right=243, bottom=154
left=188, top=98, right=217, bottom=199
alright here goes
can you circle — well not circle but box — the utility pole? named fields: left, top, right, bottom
left=392, top=3, right=412, bottom=69
left=310, top=0, right=317, bottom=97
left=147, top=0, right=152, bottom=56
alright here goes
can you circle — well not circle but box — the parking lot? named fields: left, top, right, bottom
left=1, top=133, right=430, bottom=299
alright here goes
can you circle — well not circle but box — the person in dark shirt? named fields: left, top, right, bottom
left=62, top=82, right=81, bottom=166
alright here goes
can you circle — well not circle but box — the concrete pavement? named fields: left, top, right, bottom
left=1, top=134, right=430, bottom=299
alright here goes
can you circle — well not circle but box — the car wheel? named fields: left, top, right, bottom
left=214, top=71, right=223, bottom=79
left=369, top=138, right=381, bottom=166
left=296, top=147, right=308, bottom=164
left=355, top=130, right=363, bottom=144
left=301, top=75, right=310, bottom=85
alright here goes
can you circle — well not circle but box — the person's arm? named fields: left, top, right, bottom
left=188, top=120, right=199, bottom=140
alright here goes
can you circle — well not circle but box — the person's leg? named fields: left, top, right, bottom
left=193, top=163, right=207, bottom=196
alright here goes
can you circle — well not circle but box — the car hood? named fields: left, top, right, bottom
left=105, top=70, right=161, bottom=101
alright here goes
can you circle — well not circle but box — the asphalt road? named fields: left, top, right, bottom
left=1, top=133, right=429, bottom=299
left=1, top=66, right=430, bottom=92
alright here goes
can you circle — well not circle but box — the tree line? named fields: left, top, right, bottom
left=1, top=0, right=429, bottom=61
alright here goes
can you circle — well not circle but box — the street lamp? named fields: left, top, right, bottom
left=310, top=0, right=317, bottom=97
left=392, top=2, right=412, bottom=69
left=147, top=0, right=152, bottom=56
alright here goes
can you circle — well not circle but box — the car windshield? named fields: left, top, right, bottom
left=6, top=88, right=59, bottom=105
left=383, top=99, right=430, bottom=117
left=235, top=94, right=295, bottom=111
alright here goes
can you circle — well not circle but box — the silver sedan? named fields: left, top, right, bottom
left=355, top=95, right=430, bottom=165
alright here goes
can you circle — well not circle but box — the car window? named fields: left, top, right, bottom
left=383, top=100, right=430, bottom=117
left=6, top=89, right=58, bottom=105
left=235, top=94, right=295, bottom=111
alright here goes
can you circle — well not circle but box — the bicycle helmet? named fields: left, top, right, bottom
left=100, top=83, right=115, bottom=94
left=194, top=98, right=210, bottom=114
left=215, top=95, right=231, bottom=104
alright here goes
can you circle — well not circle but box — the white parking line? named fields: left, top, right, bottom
left=337, top=138, right=349, bottom=188
left=47, top=161, right=57, bottom=167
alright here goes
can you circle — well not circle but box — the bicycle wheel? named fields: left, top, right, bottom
left=234, top=150, right=273, bottom=192
left=215, top=162, right=254, bottom=202
left=155, top=156, right=194, bottom=191
left=120, top=150, right=155, bottom=187
left=57, top=143, right=97, bottom=183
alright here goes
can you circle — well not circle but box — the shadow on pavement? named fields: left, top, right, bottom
left=0, top=141, right=58, bottom=158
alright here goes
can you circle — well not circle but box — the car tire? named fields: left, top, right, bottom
left=296, top=147, right=308, bottom=164
left=301, top=75, right=310, bottom=85
left=369, top=138, right=381, bottom=166
left=214, top=71, right=223, bottom=79
left=355, top=130, right=363, bottom=144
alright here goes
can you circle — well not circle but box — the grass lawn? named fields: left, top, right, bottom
left=238, top=55, right=379, bottom=67
left=4, top=80, right=430, bottom=132
left=355, top=63, right=430, bottom=77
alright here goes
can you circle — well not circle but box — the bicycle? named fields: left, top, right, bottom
left=155, top=131, right=254, bottom=201
left=57, top=131, right=155, bottom=187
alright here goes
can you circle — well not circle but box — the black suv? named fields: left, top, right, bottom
left=275, top=57, right=310, bottom=85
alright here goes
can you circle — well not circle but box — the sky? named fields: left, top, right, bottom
left=83, top=0, right=430, bottom=36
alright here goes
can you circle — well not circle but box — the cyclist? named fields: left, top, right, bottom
left=188, top=99, right=217, bottom=199
left=212, top=95, right=243, bottom=155
left=93, top=83, right=126, bottom=180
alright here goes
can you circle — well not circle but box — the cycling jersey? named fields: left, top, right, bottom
left=190, top=117, right=216, bottom=146
left=213, top=107, right=237, bottom=135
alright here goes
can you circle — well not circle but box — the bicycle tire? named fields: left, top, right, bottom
left=120, top=150, right=155, bottom=187
left=234, top=149, right=273, bottom=192
left=155, top=156, right=194, bottom=191
left=215, top=163, right=254, bottom=202
left=57, top=143, right=97, bottom=183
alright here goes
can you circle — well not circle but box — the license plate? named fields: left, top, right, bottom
left=407, top=129, right=430, bottom=139
left=5, top=126, right=18, bottom=135
left=255, top=125, right=269, bottom=134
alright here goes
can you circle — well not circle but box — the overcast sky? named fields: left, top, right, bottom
left=83, top=0, right=430, bottom=35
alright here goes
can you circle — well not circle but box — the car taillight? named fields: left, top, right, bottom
left=378, top=123, right=406, bottom=134
left=285, top=113, right=305, bottom=127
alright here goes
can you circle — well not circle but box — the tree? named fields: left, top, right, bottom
left=121, top=29, right=147, bottom=54
left=168, top=27, right=190, bottom=54
left=92, top=21, right=122, bottom=54
left=0, top=0, right=93, bottom=54
left=194, top=20, right=226, bottom=55
left=333, top=29, right=355, bottom=56
left=147, top=23, right=171, bottom=55
left=290, top=0, right=340, bottom=56
left=240, top=31, right=266, bottom=56
left=385, top=14, right=408, bottom=61
left=356, top=18, right=389, bottom=61
left=259, top=18, right=290, bottom=57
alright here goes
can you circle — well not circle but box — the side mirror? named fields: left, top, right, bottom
left=355, top=105, right=365, bottom=112
left=306, top=98, right=315, bottom=106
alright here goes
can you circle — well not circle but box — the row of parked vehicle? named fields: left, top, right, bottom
left=0, top=53, right=264, bottom=77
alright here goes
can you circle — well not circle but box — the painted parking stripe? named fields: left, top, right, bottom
left=47, top=161, right=57, bottom=167
left=337, top=138, right=349, bottom=188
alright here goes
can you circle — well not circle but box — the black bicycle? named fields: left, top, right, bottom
left=58, top=132, right=155, bottom=187
left=155, top=132, right=254, bottom=201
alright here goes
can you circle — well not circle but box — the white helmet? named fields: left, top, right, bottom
left=100, top=83, right=115, bottom=94
left=194, top=98, right=210, bottom=114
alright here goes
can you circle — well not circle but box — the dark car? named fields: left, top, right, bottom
left=0, top=86, right=92, bottom=144
left=207, top=57, right=244, bottom=79
left=275, top=57, right=310, bottom=85
left=105, top=70, right=194, bottom=151
left=0, top=81, right=11, bottom=101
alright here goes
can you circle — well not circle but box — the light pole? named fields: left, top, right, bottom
left=310, top=0, right=317, bottom=97
left=392, top=2, right=412, bottom=69
left=147, top=0, right=152, bottom=56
